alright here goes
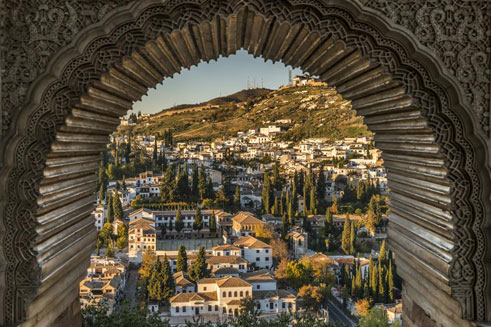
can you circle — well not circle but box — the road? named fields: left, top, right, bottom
left=122, top=265, right=139, bottom=309
left=327, top=299, right=358, bottom=327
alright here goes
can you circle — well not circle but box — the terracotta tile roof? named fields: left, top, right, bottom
left=213, top=267, right=240, bottom=275
left=252, top=290, right=296, bottom=300
left=216, top=276, right=251, bottom=288
left=212, top=244, right=241, bottom=251
left=232, top=212, right=264, bottom=226
left=206, top=256, right=248, bottom=265
left=233, top=236, right=271, bottom=249
left=226, top=299, right=242, bottom=306
left=173, top=271, right=194, bottom=287
left=197, top=278, right=219, bottom=285
left=170, top=291, right=218, bottom=303
left=241, top=270, right=275, bottom=283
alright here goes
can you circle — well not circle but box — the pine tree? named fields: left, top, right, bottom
left=113, top=190, right=124, bottom=220
left=209, top=210, right=217, bottom=233
left=193, top=206, right=203, bottom=231
left=189, top=246, right=209, bottom=282
left=341, top=215, right=351, bottom=255
left=106, top=196, right=114, bottom=223
left=175, top=207, right=184, bottom=233
left=350, top=222, right=356, bottom=255
left=176, top=245, right=188, bottom=272
left=233, top=185, right=241, bottom=213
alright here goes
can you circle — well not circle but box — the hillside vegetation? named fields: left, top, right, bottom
left=128, top=85, right=371, bottom=142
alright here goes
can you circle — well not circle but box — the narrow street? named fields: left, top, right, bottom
left=327, top=299, right=358, bottom=327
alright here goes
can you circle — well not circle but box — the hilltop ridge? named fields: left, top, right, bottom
left=127, top=85, right=370, bottom=142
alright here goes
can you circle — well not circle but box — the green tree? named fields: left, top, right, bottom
left=193, top=206, right=203, bottom=231
left=106, top=196, right=114, bottom=223
left=359, top=306, right=389, bottom=327
left=98, top=184, right=105, bottom=205
left=189, top=246, right=209, bottom=282
left=341, top=215, right=351, bottom=255
left=161, top=256, right=176, bottom=300
left=113, top=190, right=124, bottom=220
left=387, top=259, right=394, bottom=303
left=104, top=242, right=114, bottom=258
left=262, top=172, right=272, bottom=214
left=160, top=165, right=176, bottom=203
left=148, top=259, right=163, bottom=301
left=209, top=211, right=217, bottom=233
left=175, top=207, right=184, bottom=233
left=379, top=240, right=387, bottom=264
left=198, top=165, right=207, bottom=201
left=350, top=222, right=356, bottom=254
left=233, top=185, right=241, bottom=213
left=191, top=164, right=199, bottom=200
left=176, top=245, right=188, bottom=272
left=285, top=260, right=313, bottom=290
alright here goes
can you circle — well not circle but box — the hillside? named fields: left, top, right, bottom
left=129, top=85, right=370, bottom=142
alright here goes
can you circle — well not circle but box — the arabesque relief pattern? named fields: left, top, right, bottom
left=0, top=1, right=489, bottom=327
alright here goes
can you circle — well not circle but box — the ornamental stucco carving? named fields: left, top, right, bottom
left=0, top=1, right=490, bottom=327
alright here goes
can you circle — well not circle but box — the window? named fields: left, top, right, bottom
left=208, top=305, right=212, bottom=311
left=228, top=291, right=232, bottom=297
left=183, top=306, right=187, bottom=312
left=282, top=303, right=285, bottom=309
left=256, top=257, right=260, bottom=261
left=257, top=285, right=260, bottom=289
left=234, top=291, right=237, bottom=297
left=256, top=250, right=260, bottom=253
left=204, top=287, right=207, bottom=291
left=215, top=305, right=218, bottom=311
left=240, top=291, right=243, bottom=296
left=245, top=291, right=249, bottom=296
left=265, top=257, right=269, bottom=261
left=176, top=307, right=180, bottom=313
left=223, top=292, right=226, bottom=297
left=257, top=303, right=261, bottom=309
left=265, top=249, right=269, bottom=253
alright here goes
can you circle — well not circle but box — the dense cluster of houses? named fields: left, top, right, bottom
left=79, top=256, right=128, bottom=313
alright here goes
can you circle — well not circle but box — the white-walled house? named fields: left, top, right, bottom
left=92, top=204, right=106, bottom=231
left=234, top=236, right=273, bottom=269
left=169, top=276, right=296, bottom=318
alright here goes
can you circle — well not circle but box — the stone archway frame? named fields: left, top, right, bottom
left=0, top=1, right=489, bottom=326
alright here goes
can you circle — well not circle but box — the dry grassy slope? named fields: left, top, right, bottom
left=130, top=85, right=371, bottom=142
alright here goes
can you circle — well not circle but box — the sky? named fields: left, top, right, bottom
left=132, top=50, right=304, bottom=115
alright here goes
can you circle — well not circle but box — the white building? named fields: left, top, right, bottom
left=234, top=236, right=273, bottom=269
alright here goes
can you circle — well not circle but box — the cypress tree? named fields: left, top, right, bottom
left=98, top=184, right=105, bottom=205
left=288, top=200, right=294, bottom=227
left=209, top=211, right=217, bottom=233
left=198, top=165, right=207, bottom=200
left=189, top=246, right=209, bottom=282
left=175, top=207, right=184, bottom=233
left=355, top=264, right=363, bottom=298
left=309, top=186, right=316, bottom=215
left=350, top=222, right=356, bottom=254
left=176, top=245, right=188, bottom=272
left=162, top=255, right=176, bottom=300
left=233, top=185, right=241, bottom=213
left=113, top=190, right=124, bottom=220
left=379, top=239, right=387, bottom=265
left=378, top=260, right=385, bottom=303
left=148, top=258, right=163, bottom=301
left=191, top=164, right=199, bottom=200
left=106, top=196, right=114, bottom=223
left=193, top=206, right=203, bottom=231
left=302, top=185, right=308, bottom=216
left=371, top=265, right=378, bottom=302
left=153, top=138, right=158, bottom=167
left=341, top=215, right=351, bottom=255
left=281, top=213, right=289, bottom=239
left=387, top=259, right=395, bottom=302
left=272, top=196, right=279, bottom=216
left=262, top=173, right=271, bottom=214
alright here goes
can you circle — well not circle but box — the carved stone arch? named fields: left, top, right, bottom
left=0, top=1, right=489, bottom=327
